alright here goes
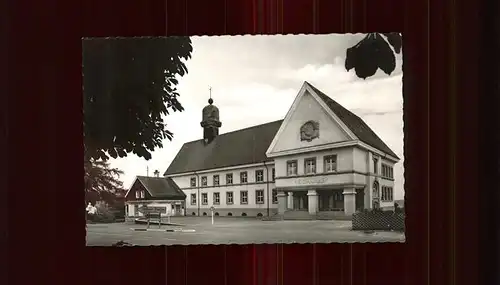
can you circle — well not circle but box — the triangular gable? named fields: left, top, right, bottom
left=124, top=177, right=153, bottom=199
left=266, top=82, right=358, bottom=156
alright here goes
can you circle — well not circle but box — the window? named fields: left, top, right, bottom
left=135, top=191, right=140, bottom=199
left=256, top=190, right=264, bottom=204
left=213, top=192, right=220, bottom=205
left=304, top=157, right=317, bottom=174
left=190, top=177, right=196, bottom=187
left=286, top=160, right=298, bottom=176
left=190, top=193, right=197, bottom=205
left=382, top=187, right=394, bottom=202
left=382, top=164, right=394, bottom=179
left=226, top=191, right=234, bottom=204
left=201, top=176, right=207, bottom=186
left=373, top=157, right=379, bottom=174
left=140, top=190, right=145, bottom=199
left=272, top=189, right=278, bottom=204
left=324, top=155, right=337, bottom=172
left=202, top=193, right=208, bottom=205
left=255, top=170, right=264, bottom=182
left=240, top=171, right=248, bottom=183
left=226, top=173, right=233, bottom=185
left=213, top=175, right=220, bottom=186
left=272, top=168, right=275, bottom=181
left=240, top=191, right=248, bottom=204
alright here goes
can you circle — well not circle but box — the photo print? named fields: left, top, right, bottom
left=83, top=33, right=405, bottom=246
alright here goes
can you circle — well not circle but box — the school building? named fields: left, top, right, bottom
left=125, top=81, right=399, bottom=220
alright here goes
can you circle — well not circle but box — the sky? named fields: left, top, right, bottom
left=107, top=34, right=405, bottom=199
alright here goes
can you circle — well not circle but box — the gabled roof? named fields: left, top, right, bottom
left=164, top=82, right=399, bottom=176
left=134, top=176, right=186, bottom=199
left=164, top=120, right=282, bottom=175
left=305, top=82, right=399, bottom=159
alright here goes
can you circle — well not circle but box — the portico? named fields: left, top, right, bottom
left=277, top=185, right=364, bottom=218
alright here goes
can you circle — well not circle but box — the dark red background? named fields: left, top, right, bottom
left=6, top=0, right=484, bottom=284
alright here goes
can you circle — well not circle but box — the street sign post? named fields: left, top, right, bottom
left=210, top=206, right=215, bottom=225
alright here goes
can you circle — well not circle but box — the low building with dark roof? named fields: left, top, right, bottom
left=124, top=175, right=187, bottom=219
left=156, top=81, right=399, bottom=219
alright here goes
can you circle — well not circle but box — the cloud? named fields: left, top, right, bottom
left=106, top=34, right=405, bottom=200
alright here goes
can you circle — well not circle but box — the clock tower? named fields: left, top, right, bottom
left=200, top=87, right=221, bottom=144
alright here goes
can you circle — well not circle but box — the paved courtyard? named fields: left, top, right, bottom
left=86, top=217, right=405, bottom=246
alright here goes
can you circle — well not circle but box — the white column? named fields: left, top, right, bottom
left=343, top=188, right=357, bottom=216
left=307, top=190, right=318, bottom=215
left=277, top=192, right=287, bottom=215
left=287, top=192, right=294, bottom=210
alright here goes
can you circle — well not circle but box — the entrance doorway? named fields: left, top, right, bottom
left=292, top=191, right=308, bottom=210
left=318, top=190, right=344, bottom=211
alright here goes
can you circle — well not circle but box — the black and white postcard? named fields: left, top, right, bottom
left=83, top=33, right=405, bottom=246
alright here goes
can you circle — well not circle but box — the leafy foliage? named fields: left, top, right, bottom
left=345, top=33, right=402, bottom=79
left=83, top=37, right=193, bottom=161
left=84, top=158, right=126, bottom=216
left=92, top=201, right=116, bottom=223
left=84, top=158, right=124, bottom=195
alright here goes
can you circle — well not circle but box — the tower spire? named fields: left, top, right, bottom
left=208, top=86, right=213, bottom=105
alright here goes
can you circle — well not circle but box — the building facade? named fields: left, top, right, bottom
left=168, top=162, right=277, bottom=217
left=124, top=176, right=186, bottom=220
left=162, top=82, right=400, bottom=219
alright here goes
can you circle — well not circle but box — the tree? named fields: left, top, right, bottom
left=84, top=158, right=125, bottom=205
left=345, top=33, right=402, bottom=79
left=83, top=37, right=193, bottom=161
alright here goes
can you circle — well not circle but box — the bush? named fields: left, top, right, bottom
left=92, top=201, right=116, bottom=223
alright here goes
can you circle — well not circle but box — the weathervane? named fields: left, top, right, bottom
left=209, top=86, right=212, bottom=99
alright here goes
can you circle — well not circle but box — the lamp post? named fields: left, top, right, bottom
left=210, top=206, right=215, bottom=225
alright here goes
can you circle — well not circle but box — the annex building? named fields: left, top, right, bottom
left=125, top=81, right=399, bottom=220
